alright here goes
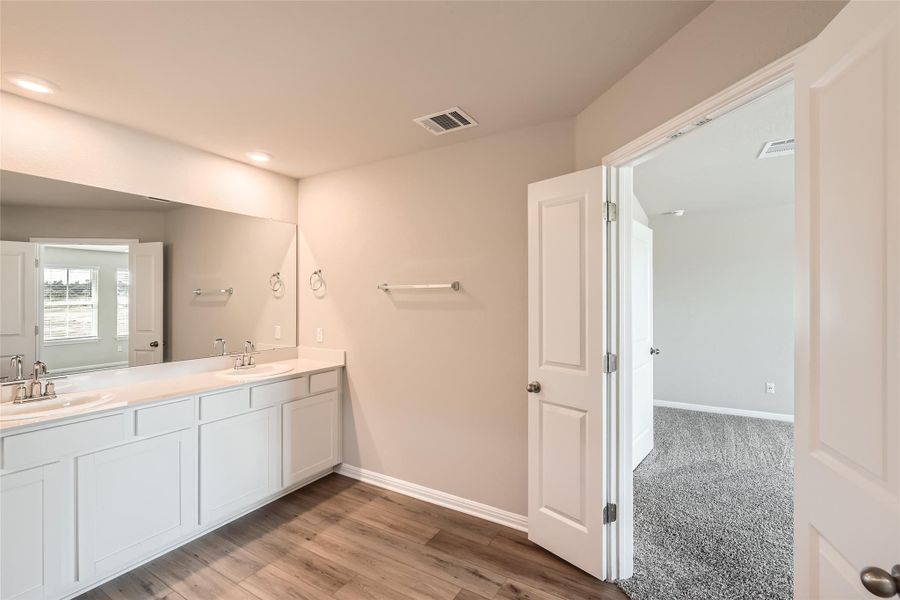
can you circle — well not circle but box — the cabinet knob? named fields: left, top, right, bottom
left=526, top=381, right=542, bottom=394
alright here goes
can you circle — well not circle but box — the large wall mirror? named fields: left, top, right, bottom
left=0, top=170, right=297, bottom=380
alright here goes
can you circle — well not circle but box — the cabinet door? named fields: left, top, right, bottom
left=199, top=407, right=280, bottom=525
left=283, top=391, right=341, bottom=487
left=1, top=463, right=65, bottom=600
left=76, top=429, right=197, bottom=582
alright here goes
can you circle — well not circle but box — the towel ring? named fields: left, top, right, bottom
left=269, top=272, right=285, bottom=293
left=309, top=269, right=325, bottom=292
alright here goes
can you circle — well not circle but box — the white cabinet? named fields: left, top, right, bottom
left=0, top=366, right=343, bottom=600
left=283, top=390, right=341, bottom=487
left=199, top=407, right=280, bottom=525
left=76, top=429, right=196, bottom=582
left=0, top=463, right=66, bottom=600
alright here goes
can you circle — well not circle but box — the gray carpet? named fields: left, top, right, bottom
left=617, top=407, right=794, bottom=600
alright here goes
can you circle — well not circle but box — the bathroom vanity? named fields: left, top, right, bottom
left=0, top=356, right=343, bottom=600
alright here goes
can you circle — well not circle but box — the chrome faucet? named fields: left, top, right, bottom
left=234, top=340, right=256, bottom=370
left=12, top=361, right=57, bottom=404
left=213, top=338, right=227, bottom=357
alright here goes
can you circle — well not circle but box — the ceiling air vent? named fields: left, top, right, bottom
left=758, top=138, right=795, bottom=159
left=414, top=107, right=478, bottom=136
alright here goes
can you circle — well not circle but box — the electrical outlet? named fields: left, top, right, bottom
left=316, top=328, right=324, bottom=343
left=766, top=382, right=776, bottom=394
left=274, top=325, right=281, bottom=340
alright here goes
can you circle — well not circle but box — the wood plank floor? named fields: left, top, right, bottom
left=76, top=474, right=628, bottom=600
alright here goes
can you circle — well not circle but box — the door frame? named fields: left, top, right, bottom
left=600, top=46, right=803, bottom=580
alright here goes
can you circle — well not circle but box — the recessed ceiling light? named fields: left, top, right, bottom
left=245, top=151, right=272, bottom=163
left=5, top=73, right=58, bottom=94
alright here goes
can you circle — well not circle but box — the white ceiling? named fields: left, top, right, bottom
left=0, top=1, right=709, bottom=178
left=0, top=170, right=176, bottom=211
left=634, top=83, right=794, bottom=218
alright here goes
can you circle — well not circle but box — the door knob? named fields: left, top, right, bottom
left=860, top=565, right=900, bottom=597
left=149, top=341, right=159, bottom=348
left=526, top=381, right=542, bottom=394
left=650, top=347, right=661, bottom=355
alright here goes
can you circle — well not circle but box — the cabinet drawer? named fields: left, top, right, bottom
left=199, top=388, right=249, bottom=421
left=309, top=370, right=339, bottom=394
left=2, top=413, right=127, bottom=471
left=250, top=377, right=308, bottom=409
left=135, top=398, right=194, bottom=436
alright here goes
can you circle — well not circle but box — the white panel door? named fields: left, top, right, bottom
left=76, top=429, right=197, bottom=582
left=795, top=2, right=900, bottom=598
left=283, top=390, right=341, bottom=486
left=129, top=241, right=163, bottom=366
left=200, top=407, right=280, bottom=525
left=527, top=166, right=607, bottom=579
left=0, top=241, right=36, bottom=380
left=631, top=222, right=654, bottom=470
left=0, top=463, right=65, bottom=600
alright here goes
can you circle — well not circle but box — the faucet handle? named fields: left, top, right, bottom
left=32, top=361, right=47, bottom=377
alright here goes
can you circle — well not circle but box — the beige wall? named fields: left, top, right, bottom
left=575, top=0, right=844, bottom=168
left=296, top=1, right=845, bottom=515
left=1, top=93, right=299, bottom=223
left=297, top=120, right=574, bottom=514
left=0, top=205, right=166, bottom=242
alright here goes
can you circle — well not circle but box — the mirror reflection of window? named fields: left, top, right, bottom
left=116, top=268, right=129, bottom=339
left=43, top=267, right=99, bottom=342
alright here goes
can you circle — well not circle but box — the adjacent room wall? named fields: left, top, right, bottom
left=0, top=93, right=299, bottom=223
left=297, top=119, right=574, bottom=515
left=575, top=1, right=844, bottom=168
left=652, top=204, right=794, bottom=416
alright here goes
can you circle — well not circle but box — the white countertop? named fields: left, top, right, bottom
left=0, top=357, right=343, bottom=433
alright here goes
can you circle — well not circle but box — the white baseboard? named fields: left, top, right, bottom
left=654, top=399, right=794, bottom=423
left=335, top=464, right=528, bottom=532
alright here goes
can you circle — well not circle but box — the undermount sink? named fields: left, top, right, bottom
left=0, top=392, right=118, bottom=422
left=215, top=362, right=294, bottom=381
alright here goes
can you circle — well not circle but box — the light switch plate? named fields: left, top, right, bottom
left=316, top=328, right=324, bottom=343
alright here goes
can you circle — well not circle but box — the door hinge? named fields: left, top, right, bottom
left=34, top=325, right=39, bottom=336
left=602, top=352, right=618, bottom=374
left=34, top=258, right=39, bottom=268
left=603, top=503, right=617, bottom=524
left=604, top=201, right=618, bottom=222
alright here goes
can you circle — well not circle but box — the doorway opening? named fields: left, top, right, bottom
left=36, top=241, right=132, bottom=375
left=622, top=80, right=795, bottom=599
left=607, top=61, right=797, bottom=598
